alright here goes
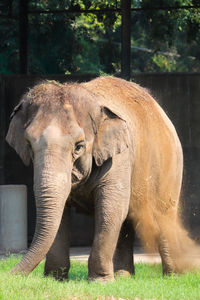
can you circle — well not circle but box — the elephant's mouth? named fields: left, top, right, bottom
left=72, top=167, right=85, bottom=184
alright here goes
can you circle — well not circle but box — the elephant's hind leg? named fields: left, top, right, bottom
left=44, top=206, right=71, bottom=281
left=157, top=213, right=185, bottom=275
left=114, top=220, right=134, bottom=277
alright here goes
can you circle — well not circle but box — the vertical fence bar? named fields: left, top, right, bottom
left=0, top=76, right=5, bottom=184
left=19, top=0, right=28, bottom=74
left=121, top=0, right=131, bottom=80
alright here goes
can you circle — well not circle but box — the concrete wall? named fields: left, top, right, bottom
left=1, top=73, right=200, bottom=245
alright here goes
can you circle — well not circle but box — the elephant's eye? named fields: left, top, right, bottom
left=74, top=141, right=85, bottom=155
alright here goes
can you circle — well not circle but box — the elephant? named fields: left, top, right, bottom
left=6, top=76, right=200, bottom=281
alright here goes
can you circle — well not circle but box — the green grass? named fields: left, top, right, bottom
left=0, top=256, right=200, bottom=300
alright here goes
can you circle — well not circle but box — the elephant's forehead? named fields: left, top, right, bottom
left=26, top=118, right=65, bottom=142
left=43, top=121, right=65, bottom=138
left=42, top=120, right=84, bottom=141
left=26, top=103, right=73, bottom=134
left=26, top=114, right=84, bottom=148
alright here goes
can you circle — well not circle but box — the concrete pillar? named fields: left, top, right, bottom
left=0, top=185, right=27, bottom=253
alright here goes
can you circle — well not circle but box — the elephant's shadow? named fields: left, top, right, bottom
left=68, top=261, right=88, bottom=281
left=41, top=261, right=163, bottom=282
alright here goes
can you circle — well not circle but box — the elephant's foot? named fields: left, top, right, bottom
left=88, top=255, right=114, bottom=282
left=114, top=260, right=135, bottom=277
left=115, top=269, right=133, bottom=277
left=162, top=262, right=174, bottom=276
left=88, top=273, right=114, bottom=282
left=44, top=266, right=69, bottom=281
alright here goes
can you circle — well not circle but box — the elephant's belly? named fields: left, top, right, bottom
left=69, top=189, right=95, bottom=215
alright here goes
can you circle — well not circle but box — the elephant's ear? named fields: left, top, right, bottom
left=6, top=101, right=30, bottom=166
left=93, top=107, right=129, bottom=166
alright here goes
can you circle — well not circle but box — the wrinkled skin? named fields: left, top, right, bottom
left=6, top=77, right=186, bottom=281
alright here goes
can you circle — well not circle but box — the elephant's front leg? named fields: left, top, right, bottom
left=88, top=157, right=131, bottom=282
left=44, top=205, right=71, bottom=281
left=114, top=220, right=134, bottom=277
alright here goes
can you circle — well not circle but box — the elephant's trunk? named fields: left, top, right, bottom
left=11, top=150, right=71, bottom=274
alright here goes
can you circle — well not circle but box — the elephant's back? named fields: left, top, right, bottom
left=83, top=76, right=153, bottom=117
left=83, top=77, right=180, bottom=145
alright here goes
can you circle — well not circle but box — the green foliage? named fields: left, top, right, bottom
left=1, top=256, right=200, bottom=299
left=0, top=0, right=200, bottom=74
left=140, top=0, right=200, bottom=44
left=152, top=54, right=177, bottom=72
left=131, top=0, right=200, bottom=72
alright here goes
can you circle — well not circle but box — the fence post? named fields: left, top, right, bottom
left=121, top=0, right=131, bottom=80
left=19, top=0, right=28, bottom=74
left=0, top=76, right=5, bottom=184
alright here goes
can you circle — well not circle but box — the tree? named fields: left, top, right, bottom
left=135, top=0, right=200, bottom=72
left=0, top=0, right=200, bottom=74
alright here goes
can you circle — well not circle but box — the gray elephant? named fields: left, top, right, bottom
left=6, top=76, right=199, bottom=281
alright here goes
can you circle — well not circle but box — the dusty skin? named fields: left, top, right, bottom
left=6, top=76, right=200, bottom=281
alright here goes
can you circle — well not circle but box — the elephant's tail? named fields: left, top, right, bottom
left=135, top=208, right=200, bottom=273
left=157, top=214, right=200, bottom=273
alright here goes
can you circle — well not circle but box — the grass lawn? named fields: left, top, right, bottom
left=0, top=256, right=200, bottom=300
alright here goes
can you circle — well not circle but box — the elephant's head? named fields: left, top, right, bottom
left=6, top=80, right=129, bottom=274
